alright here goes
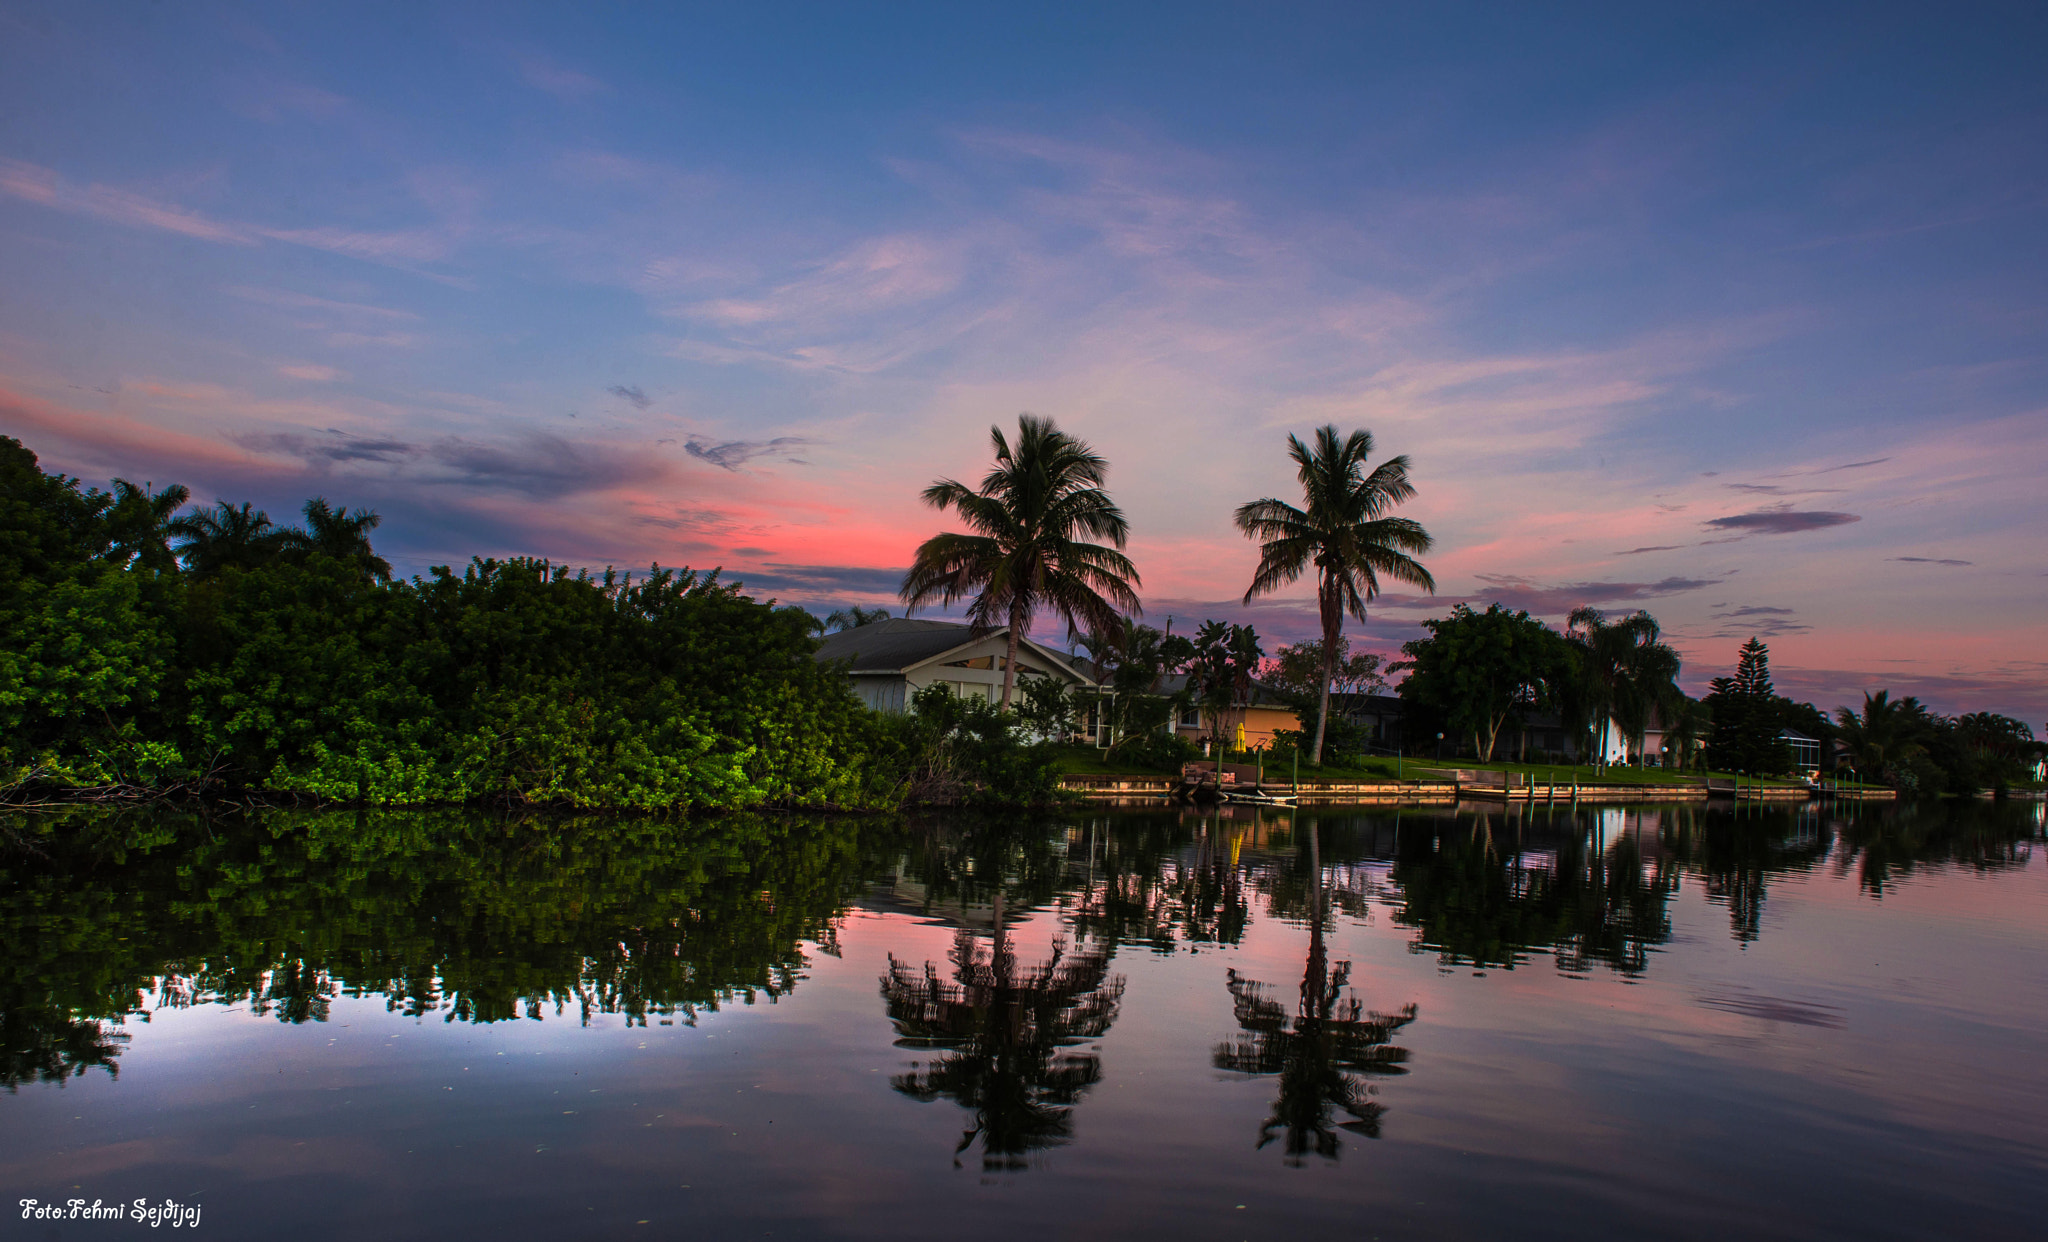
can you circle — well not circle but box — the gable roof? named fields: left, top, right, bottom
left=814, top=617, right=1095, bottom=684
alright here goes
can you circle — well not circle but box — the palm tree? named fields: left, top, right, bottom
left=169, top=500, right=285, bottom=576
left=901, top=415, right=1142, bottom=710
left=823, top=604, right=892, bottom=633
left=104, top=479, right=191, bottom=573
left=1564, top=608, right=1684, bottom=766
left=1834, top=690, right=1930, bottom=782
left=285, top=497, right=391, bottom=581
left=1236, top=426, right=1434, bottom=765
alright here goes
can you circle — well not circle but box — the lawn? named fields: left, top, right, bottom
left=1050, top=744, right=1865, bottom=790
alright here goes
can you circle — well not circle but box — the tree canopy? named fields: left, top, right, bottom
left=1236, top=425, right=1434, bottom=765
left=901, top=415, right=1141, bottom=710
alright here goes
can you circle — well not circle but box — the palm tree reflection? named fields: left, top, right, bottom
left=1215, top=818, right=1416, bottom=1165
left=880, top=896, right=1125, bottom=1170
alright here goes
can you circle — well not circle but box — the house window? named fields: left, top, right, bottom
left=1179, top=706, right=1201, bottom=728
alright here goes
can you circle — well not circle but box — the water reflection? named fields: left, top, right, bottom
left=0, top=806, right=888, bottom=1087
left=2, top=797, right=2041, bottom=1105
left=1215, top=820, right=1416, bottom=1165
left=1387, top=807, right=1678, bottom=976
left=881, top=894, right=1124, bottom=1170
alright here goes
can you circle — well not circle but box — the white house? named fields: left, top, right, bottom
left=814, top=618, right=1098, bottom=714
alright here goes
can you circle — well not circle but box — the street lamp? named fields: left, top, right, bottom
left=1436, top=731, right=1445, bottom=762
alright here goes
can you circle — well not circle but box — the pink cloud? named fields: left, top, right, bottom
left=0, top=157, right=253, bottom=244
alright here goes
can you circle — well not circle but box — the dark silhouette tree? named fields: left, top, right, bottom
left=1704, top=638, right=1794, bottom=775
left=901, top=415, right=1142, bottom=711
left=1564, top=607, right=1684, bottom=766
left=169, top=500, right=286, bottom=576
left=104, top=479, right=191, bottom=574
left=285, top=497, right=391, bottom=581
left=823, top=604, right=892, bottom=633
left=1833, top=690, right=1933, bottom=785
left=1236, top=426, right=1434, bottom=765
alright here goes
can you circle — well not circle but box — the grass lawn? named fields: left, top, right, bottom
left=1049, top=746, right=1176, bottom=777
left=1052, top=744, right=1864, bottom=790
left=1372, top=758, right=1831, bottom=788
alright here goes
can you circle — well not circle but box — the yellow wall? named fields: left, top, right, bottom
left=1175, top=705, right=1302, bottom=750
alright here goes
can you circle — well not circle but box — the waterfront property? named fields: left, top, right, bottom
left=815, top=617, right=1098, bottom=714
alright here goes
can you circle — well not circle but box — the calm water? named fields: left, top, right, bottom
left=4, top=800, right=2045, bottom=1240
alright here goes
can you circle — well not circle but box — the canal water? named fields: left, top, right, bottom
left=3, top=800, right=2044, bottom=1240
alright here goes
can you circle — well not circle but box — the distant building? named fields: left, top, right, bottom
left=1781, top=728, right=1822, bottom=774
left=814, top=617, right=1097, bottom=714
left=1153, top=675, right=1302, bottom=750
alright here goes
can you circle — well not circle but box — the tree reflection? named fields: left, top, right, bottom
left=0, top=1007, right=128, bottom=1091
left=1388, top=809, right=1677, bottom=975
left=0, top=806, right=894, bottom=1089
left=881, top=894, right=1125, bottom=1170
left=1066, top=813, right=1252, bottom=953
left=1214, top=819, right=1416, bottom=1165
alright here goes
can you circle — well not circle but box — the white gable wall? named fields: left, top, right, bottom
left=905, top=632, right=1080, bottom=701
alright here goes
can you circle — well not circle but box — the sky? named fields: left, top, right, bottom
left=1, top=1, right=2043, bottom=721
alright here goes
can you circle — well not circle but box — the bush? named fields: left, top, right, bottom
left=1108, top=729, right=1198, bottom=773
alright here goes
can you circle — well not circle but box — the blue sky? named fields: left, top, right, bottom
left=2, top=1, right=2044, bottom=718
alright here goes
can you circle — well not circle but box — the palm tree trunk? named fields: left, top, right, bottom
left=1000, top=601, right=1025, bottom=711
left=1312, top=575, right=1337, bottom=767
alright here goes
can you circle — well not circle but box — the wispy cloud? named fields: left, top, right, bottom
left=606, top=384, right=651, bottom=409
left=684, top=436, right=811, bottom=471
left=1702, top=509, right=1861, bottom=534
left=0, top=157, right=252, bottom=243
left=1888, top=556, right=1973, bottom=566
left=518, top=54, right=610, bottom=102
left=277, top=364, right=345, bottom=382
left=731, top=563, right=908, bottom=598
left=240, top=429, right=418, bottom=464
left=429, top=433, right=671, bottom=498
left=224, top=286, right=421, bottom=320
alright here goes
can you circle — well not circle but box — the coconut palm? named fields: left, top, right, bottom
left=1235, top=426, right=1434, bottom=765
left=285, top=497, right=391, bottom=581
left=169, top=500, right=286, bottom=577
left=104, top=479, right=191, bottom=573
left=901, top=415, right=1142, bottom=710
left=1564, top=607, right=1684, bottom=766
left=1834, top=690, right=1931, bottom=782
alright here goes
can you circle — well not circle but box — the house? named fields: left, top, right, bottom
left=814, top=618, right=1098, bottom=716
left=1781, top=728, right=1822, bottom=774
left=1153, top=675, right=1302, bottom=750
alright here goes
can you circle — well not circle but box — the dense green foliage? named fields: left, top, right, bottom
left=1832, top=691, right=2042, bottom=795
left=1, top=437, right=1066, bottom=809
left=1394, top=604, right=1573, bottom=762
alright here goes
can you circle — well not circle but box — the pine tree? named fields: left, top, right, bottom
left=1704, top=638, right=1794, bottom=775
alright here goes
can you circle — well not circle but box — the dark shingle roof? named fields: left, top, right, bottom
left=814, top=618, right=986, bottom=673
left=814, top=617, right=1095, bottom=683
